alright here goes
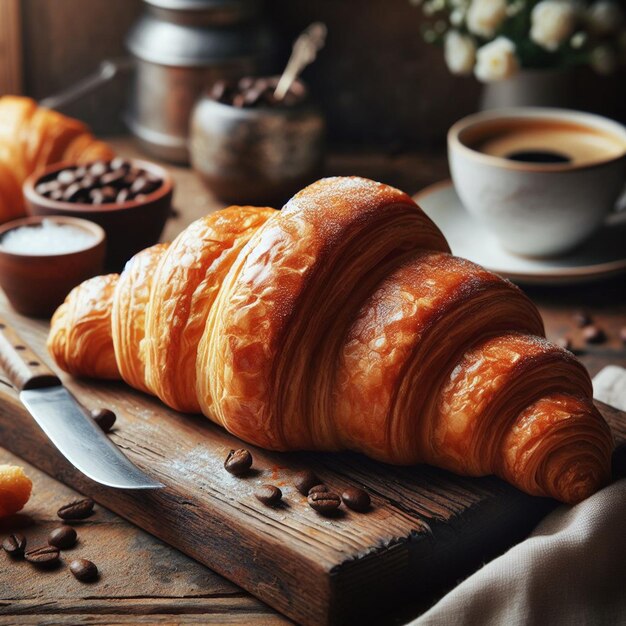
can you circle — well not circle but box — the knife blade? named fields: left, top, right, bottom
left=0, top=316, right=163, bottom=490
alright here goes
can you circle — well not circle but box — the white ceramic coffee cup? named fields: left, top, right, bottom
left=448, top=108, right=626, bottom=257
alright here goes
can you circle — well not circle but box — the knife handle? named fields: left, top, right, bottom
left=0, top=316, right=60, bottom=391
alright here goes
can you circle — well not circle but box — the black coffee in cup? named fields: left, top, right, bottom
left=470, top=119, right=624, bottom=167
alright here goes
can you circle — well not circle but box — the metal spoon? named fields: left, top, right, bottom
left=273, top=22, right=327, bottom=101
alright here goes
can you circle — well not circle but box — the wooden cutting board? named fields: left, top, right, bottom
left=0, top=306, right=624, bottom=626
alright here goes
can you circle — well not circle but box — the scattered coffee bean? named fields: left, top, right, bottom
left=308, top=484, right=329, bottom=495
left=255, top=484, right=282, bottom=506
left=25, top=545, right=60, bottom=567
left=582, top=325, right=606, bottom=344
left=91, top=408, right=116, bottom=433
left=620, top=327, right=626, bottom=344
left=224, top=449, right=253, bottom=476
left=573, top=311, right=592, bottom=328
left=294, top=470, right=320, bottom=496
left=307, top=491, right=341, bottom=515
left=2, top=533, right=26, bottom=557
left=57, top=498, right=95, bottom=520
left=34, top=159, right=162, bottom=206
left=556, top=336, right=572, bottom=352
left=342, top=487, right=371, bottom=512
left=48, top=525, right=77, bottom=549
left=69, top=558, right=98, bottom=582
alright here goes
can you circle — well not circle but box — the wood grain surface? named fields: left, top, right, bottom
left=0, top=300, right=624, bottom=626
left=0, top=446, right=288, bottom=626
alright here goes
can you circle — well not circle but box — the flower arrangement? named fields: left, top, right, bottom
left=411, top=0, right=626, bottom=81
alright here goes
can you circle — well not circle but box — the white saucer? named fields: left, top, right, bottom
left=414, top=181, right=626, bottom=285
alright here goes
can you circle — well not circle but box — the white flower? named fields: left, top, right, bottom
left=530, top=1, right=577, bottom=51
left=570, top=31, right=588, bottom=48
left=587, top=1, right=624, bottom=35
left=466, top=0, right=507, bottom=38
left=444, top=31, right=477, bottom=75
left=590, top=45, right=617, bottom=73
left=450, top=8, right=466, bottom=26
left=474, top=36, right=519, bottom=82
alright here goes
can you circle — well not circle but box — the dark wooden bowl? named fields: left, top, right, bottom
left=0, top=216, right=106, bottom=318
left=23, top=159, right=173, bottom=271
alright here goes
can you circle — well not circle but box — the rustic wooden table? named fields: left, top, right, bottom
left=1, top=139, right=624, bottom=625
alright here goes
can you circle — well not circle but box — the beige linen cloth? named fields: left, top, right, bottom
left=411, top=365, right=626, bottom=626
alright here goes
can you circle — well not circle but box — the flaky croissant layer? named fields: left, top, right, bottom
left=47, top=176, right=614, bottom=504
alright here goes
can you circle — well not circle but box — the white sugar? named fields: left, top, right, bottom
left=0, top=219, right=96, bottom=255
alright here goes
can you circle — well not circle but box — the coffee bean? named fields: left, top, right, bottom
left=224, top=449, right=252, bottom=476
left=130, top=176, right=150, bottom=193
left=294, top=470, right=320, bottom=495
left=79, top=175, right=97, bottom=191
left=2, top=533, right=26, bottom=557
left=69, top=558, right=98, bottom=582
left=210, top=80, right=228, bottom=102
left=91, top=408, right=116, bottom=433
left=582, top=325, right=606, bottom=344
left=36, top=181, right=57, bottom=195
left=342, top=487, right=371, bottom=512
left=556, top=336, right=572, bottom=352
left=74, top=166, right=87, bottom=178
left=232, top=93, right=246, bottom=108
left=307, top=491, right=341, bottom=515
left=110, top=157, right=130, bottom=172
left=255, top=484, right=282, bottom=506
left=57, top=170, right=76, bottom=185
left=48, top=525, right=77, bottom=549
left=238, top=76, right=255, bottom=91
left=308, top=484, right=328, bottom=495
left=25, top=545, right=60, bottom=567
left=117, top=189, right=131, bottom=203
left=62, top=183, right=83, bottom=201
left=57, top=498, right=95, bottom=520
left=90, top=189, right=104, bottom=204
left=100, top=186, right=117, bottom=202
left=49, top=189, right=64, bottom=201
left=101, top=169, right=126, bottom=186
left=89, top=161, right=108, bottom=178
left=573, top=311, right=592, bottom=328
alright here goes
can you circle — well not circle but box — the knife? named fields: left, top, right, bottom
left=0, top=316, right=163, bottom=489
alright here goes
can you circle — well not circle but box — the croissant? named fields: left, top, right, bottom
left=0, top=96, right=115, bottom=222
left=47, top=177, right=614, bottom=504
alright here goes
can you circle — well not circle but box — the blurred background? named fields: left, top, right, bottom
left=6, top=0, right=624, bottom=149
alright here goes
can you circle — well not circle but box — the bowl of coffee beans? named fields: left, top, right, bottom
left=190, top=76, right=325, bottom=205
left=23, top=158, right=173, bottom=271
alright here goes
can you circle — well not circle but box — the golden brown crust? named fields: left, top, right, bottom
left=47, top=274, right=120, bottom=379
left=111, top=243, right=169, bottom=393
left=0, top=96, right=114, bottom=223
left=334, top=252, right=546, bottom=463
left=204, top=177, right=450, bottom=448
left=146, top=206, right=275, bottom=413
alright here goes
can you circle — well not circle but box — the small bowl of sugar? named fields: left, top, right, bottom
left=0, top=216, right=105, bottom=317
